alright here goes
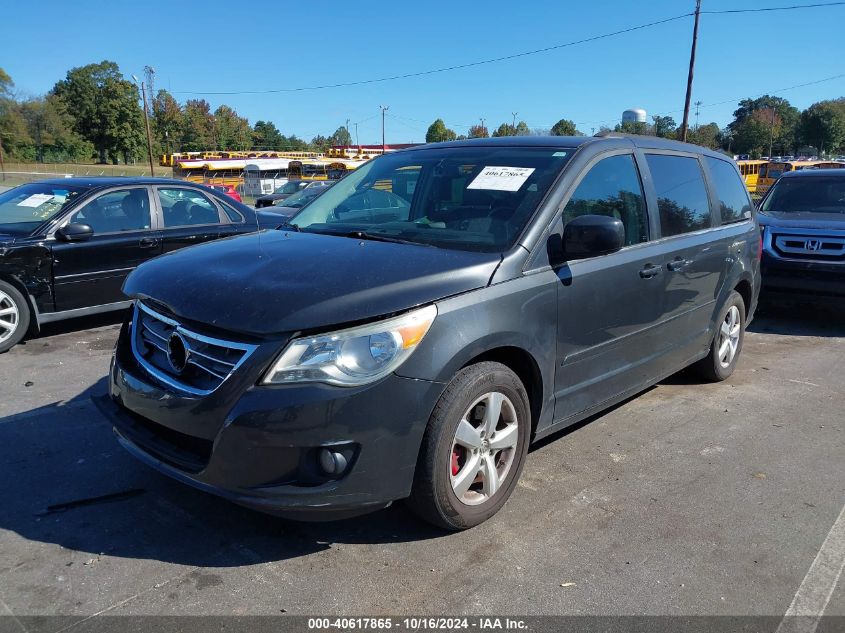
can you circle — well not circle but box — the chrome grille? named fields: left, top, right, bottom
left=131, top=302, right=257, bottom=396
left=766, top=228, right=845, bottom=263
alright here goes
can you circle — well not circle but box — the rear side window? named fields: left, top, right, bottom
left=220, top=201, right=245, bottom=223
left=705, top=157, right=753, bottom=224
left=645, top=154, right=711, bottom=237
left=563, top=154, right=648, bottom=246
left=158, top=188, right=223, bottom=228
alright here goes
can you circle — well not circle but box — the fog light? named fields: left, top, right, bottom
left=319, top=449, right=349, bottom=475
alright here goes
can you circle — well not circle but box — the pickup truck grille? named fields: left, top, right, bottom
left=769, top=231, right=845, bottom=262
left=131, top=302, right=257, bottom=396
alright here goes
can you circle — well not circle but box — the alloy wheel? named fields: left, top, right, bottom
left=0, top=289, right=19, bottom=345
left=718, top=305, right=741, bottom=368
left=449, top=391, right=519, bottom=506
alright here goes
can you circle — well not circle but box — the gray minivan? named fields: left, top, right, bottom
left=97, top=135, right=761, bottom=530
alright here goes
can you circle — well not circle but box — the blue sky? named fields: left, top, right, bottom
left=2, top=0, right=844, bottom=144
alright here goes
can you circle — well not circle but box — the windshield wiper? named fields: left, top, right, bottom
left=275, top=221, right=301, bottom=232
left=344, top=230, right=436, bottom=247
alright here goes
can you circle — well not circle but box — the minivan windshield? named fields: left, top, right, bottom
left=0, top=183, right=87, bottom=236
left=761, top=174, right=845, bottom=214
left=289, top=147, right=572, bottom=251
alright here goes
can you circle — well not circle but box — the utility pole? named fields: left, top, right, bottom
left=379, top=105, right=389, bottom=153
left=511, top=112, right=518, bottom=129
left=345, top=118, right=350, bottom=148
left=694, top=100, right=702, bottom=132
left=354, top=122, right=359, bottom=148
left=680, top=0, right=702, bottom=142
left=133, top=74, right=156, bottom=177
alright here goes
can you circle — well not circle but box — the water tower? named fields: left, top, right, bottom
left=622, top=108, right=648, bottom=124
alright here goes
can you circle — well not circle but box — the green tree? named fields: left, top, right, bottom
left=329, top=125, right=352, bottom=146
left=688, top=122, right=721, bottom=149
left=181, top=99, right=214, bottom=151
left=515, top=120, right=531, bottom=136
left=425, top=118, right=457, bottom=143
left=652, top=115, right=677, bottom=138
left=0, top=67, right=13, bottom=99
left=492, top=122, right=515, bottom=137
left=615, top=120, right=649, bottom=135
left=468, top=124, right=489, bottom=138
left=310, top=134, right=332, bottom=152
left=152, top=89, right=183, bottom=154
left=51, top=60, right=145, bottom=163
left=281, top=134, right=308, bottom=151
left=212, top=105, right=251, bottom=150
left=252, top=120, right=284, bottom=150
left=19, top=95, right=93, bottom=162
left=550, top=119, right=578, bottom=136
left=799, top=100, right=845, bottom=155
left=728, top=95, right=800, bottom=156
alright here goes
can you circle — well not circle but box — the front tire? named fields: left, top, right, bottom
left=0, top=280, right=30, bottom=353
left=407, top=361, right=531, bottom=530
left=693, top=290, right=746, bottom=382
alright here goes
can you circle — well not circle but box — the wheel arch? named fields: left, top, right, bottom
left=459, top=345, right=544, bottom=439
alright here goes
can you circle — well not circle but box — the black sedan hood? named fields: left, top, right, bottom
left=759, top=210, right=845, bottom=230
left=124, top=230, right=501, bottom=336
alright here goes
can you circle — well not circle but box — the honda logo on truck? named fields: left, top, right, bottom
left=805, top=239, right=822, bottom=252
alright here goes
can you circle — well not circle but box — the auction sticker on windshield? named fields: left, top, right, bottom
left=17, top=194, right=54, bottom=207
left=467, top=166, right=535, bottom=192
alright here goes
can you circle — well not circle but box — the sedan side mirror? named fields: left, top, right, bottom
left=56, top=223, right=94, bottom=243
left=563, top=214, right=625, bottom=259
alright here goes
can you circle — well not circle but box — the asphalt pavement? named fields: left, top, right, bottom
left=0, top=301, right=843, bottom=621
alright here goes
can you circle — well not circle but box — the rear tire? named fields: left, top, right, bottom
left=407, top=361, right=531, bottom=530
left=693, top=290, right=745, bottom=382
left=0, top=280, right=30, bottom=354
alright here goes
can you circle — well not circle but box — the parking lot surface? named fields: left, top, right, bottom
left=0, top=303, right=843, bottom=620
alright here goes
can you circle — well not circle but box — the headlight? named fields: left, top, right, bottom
left=261, top=305, right=437, bottom=386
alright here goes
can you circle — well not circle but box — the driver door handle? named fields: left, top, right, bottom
left=639, top=263, right=662, bottom=279
left=139, top=237, right=159, bottom=249
left=667, top=257, right=692, bottom=272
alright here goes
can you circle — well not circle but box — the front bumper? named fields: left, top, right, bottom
left=100, top=320, right=445, bottom=520
left=761, top=253, right=845, bottom=298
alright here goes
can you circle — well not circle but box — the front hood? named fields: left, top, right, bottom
left=759, top=210, right=845, bottom=231
left=124, top=230, right=502, bottom=336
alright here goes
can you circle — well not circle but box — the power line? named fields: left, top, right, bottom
left=174, top=12, right=693, bottom=95
left=701, top=1, right=845, bottom=14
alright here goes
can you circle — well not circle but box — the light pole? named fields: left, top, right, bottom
left=132, top=74, right=156, bottom=177
left=511, top=112, right=518, bottom=131
left=379, top=105, right=389, bottom=153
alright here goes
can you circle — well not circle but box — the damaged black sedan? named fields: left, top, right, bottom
left=0, top=178, right=271, bottom=352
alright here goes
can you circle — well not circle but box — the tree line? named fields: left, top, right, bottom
left=425, top=96, right=845, bottom=157
left=2, top=59, right=844, bottom=164
left=0, top=61, right=353, bottom=164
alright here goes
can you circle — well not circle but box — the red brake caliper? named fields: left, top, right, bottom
left=451, top=447, right=461, bottom=476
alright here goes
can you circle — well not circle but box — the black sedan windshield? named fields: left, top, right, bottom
left=761, top=175, right=845, bottom=214
left=289, top=147, right=572, bottom=251
left=0, top=183, right=87, bottom=235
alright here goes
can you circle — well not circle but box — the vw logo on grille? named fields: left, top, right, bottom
left=166, top=332, right=190, bottom=374
left=805, top=239, right=822, bottom=251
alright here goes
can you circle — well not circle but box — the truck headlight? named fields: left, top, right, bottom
left=261, top=305, right=437, bottom=386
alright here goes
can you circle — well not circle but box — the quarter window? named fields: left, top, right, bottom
left=158, top=188, right=223, bottom=227
left=645, top=154, right=711, bottom=237
left=562, top=154, right=648, bottom=246
left=73, top=189, right=152, bottom=234
left=705, top=157, right=753, bottom=224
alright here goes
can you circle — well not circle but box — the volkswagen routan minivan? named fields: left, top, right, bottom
left=97, top=136, right=761, bottom=530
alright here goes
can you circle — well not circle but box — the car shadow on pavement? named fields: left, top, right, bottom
left=0, top=380, right=446, bottom=569
left=748, top=296, right=845, bottom=338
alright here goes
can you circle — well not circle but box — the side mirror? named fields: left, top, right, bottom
left=56, top=223, right=94, bottom=243
left=563, top=214, right=625, bottom=259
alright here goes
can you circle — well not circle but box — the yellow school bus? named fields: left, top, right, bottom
left=736, top=159, right=767, bottom=194
left=756, top=160, right=843, bottom=195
